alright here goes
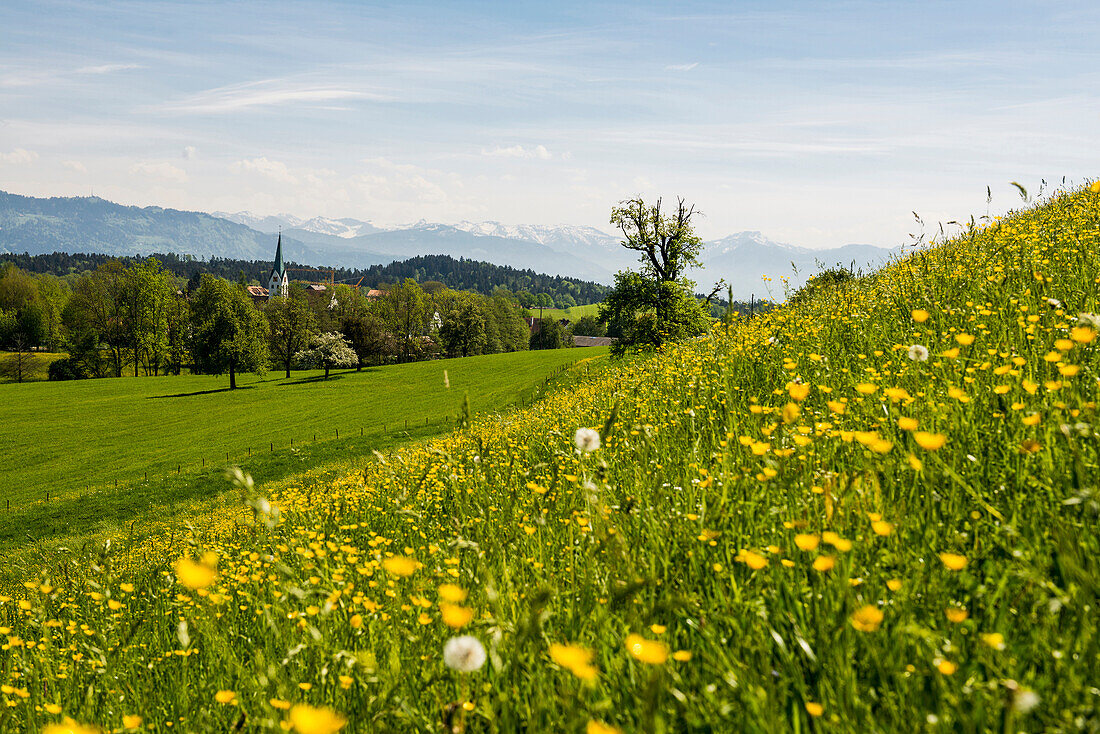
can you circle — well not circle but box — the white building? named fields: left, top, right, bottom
left=267, top=233, right=288, bottom=300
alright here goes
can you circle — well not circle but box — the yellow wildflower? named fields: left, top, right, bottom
left=289, top=704, right=348, bottom=734
left=625, top=634, right=668, bottom=664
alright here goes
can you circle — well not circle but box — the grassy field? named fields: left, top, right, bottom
left=538, top=302, right=601, bottom=321
left=4, top=186, right=1100, bottom=732
left=0, top=348, right=600, bottom=507
left=0, top=350, right=66, bottom=382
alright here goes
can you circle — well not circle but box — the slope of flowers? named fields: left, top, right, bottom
left=3, top=185, right=1100, bottom=732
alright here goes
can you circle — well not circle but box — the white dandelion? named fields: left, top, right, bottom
left=908, top=344, right=929, bottom=362
left=1078, top=313, right=1100, bottom=329
left=1012, top=688, right=1040, bottom=714
left=574, top=427, right=601, bottom=453
left=443, top=635, right=486, bottom=672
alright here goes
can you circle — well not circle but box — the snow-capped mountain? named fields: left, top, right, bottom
left=295, top=216, right=383, bottom=239
left=212, top=211, right=304, bottom=233
left=452, top=221, right=620, bottom=249
left=693, top=231, right=900, bottom=300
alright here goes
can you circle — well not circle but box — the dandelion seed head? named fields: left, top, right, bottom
left=443, top=635, right=486, bottom=672
left=908, top=344, right=929, bottom=361
left=574, top=427, right=601, bottom=452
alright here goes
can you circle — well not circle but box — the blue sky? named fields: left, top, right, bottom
left=1, top=0, right=1098, bottom=246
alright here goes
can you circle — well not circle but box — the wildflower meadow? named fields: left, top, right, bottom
left=5, top=184, right=1100, bottom=732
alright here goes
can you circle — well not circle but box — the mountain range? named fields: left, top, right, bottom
left=1, top=191, right=899, bottom=300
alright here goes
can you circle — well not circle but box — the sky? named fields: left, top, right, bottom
left=1, top=0, right=1098, bottom=247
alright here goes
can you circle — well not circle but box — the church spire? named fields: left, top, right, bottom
left=273, top=231, right=285, bottom=277
left=268, top=232, right=288, bottom=299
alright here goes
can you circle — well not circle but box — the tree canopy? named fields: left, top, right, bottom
left=600, top=197, right=712, bottom=354
left=189, top=274, right=268, bottom=389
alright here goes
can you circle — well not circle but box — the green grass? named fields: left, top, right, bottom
left=0, top=350, right=66, bottom=382
left=5, top=187, right=1100, bottom=732
left=537, top=302, right=601, bottom=321
left=0, top=349, right=601, bottom=507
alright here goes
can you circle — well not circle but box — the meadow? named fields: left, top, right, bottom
left=3, top=185, right=1100, bottom=733
left=539, top=303, right=602, bottom=321
left=0, top=349, right=596, bottom=506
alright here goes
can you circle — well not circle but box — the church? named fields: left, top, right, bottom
left=267, top=233, right=288, bottom=300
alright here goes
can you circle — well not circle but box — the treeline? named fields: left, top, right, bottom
left=1, top=251, right=608, bottom=308
left=0, top=259, right=580, bottom=384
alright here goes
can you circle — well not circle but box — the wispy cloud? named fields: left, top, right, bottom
left=76, top=63, right=143, bottom=75
left=482, top=144, right=552, bottom=160
left=129, top=161, right=187, bottom=182
left=62, top=160, right=87, bottom=173
left=158, top=79, right=384, bottom=114
left=665, top=62, right=699, bottom=71
left=0, top=148, right=38, bottom=164
left=182, top=146, right=197, bottom=160
left=233, top=157, right=297, bottom=184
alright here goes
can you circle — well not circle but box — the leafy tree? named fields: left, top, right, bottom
left=341, top=309, right=390, bottom=368
left=265, top=289, right=317, bottom=378
left=190, top=275, right=268, bottom=389
left=48, top=357, right=87, bottom=381
left=530, top=318, right=571, bottom=350
left=122, top=259, right=175, bottom=376
left=486, top=293, right=529, bottom=352
left=64, top=262, right=128, bottom=377
left=295, top=331, right=357, bottom=379
left=600, top=197, right=713, bottom=353
left=438, top=291, right=487, bottom=357
left=600, top=274, right=710, bottom=356
left=570, top=314, right=607, bottom=337
left=382, top=278, right=430, bottom=362
left=165, top=293, right=190, bottom=375
left=33, top=274, right=69, bottom=352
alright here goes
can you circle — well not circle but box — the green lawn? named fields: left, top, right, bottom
left=0, top=348, right=603, bottom=508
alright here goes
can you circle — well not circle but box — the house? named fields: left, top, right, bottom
left=572, top=336, right=615, bottom=348
left=246, top=285, right=269, bottom=304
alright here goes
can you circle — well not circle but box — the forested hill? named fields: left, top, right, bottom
left=0, top=251, right=609, bottom=305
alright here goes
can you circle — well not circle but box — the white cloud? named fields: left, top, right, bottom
left=233, top=157, right=298, bottom=184
left=76, top=63, right=142, bottom=75
left=665, top=62, right=699, bottom=71
left=482, top=144, right=552, bottom=160
left=159, top=80, right=380, bottom=114
left=182, top=146, right=197, bottom=160
left=129, top=161, right=187, bottom=182
left=0, top=148, right=38, bottom=164
left=62, top=160, right=87, bottom=173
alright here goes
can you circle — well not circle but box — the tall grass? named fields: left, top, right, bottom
left=2, top=185, right=1100, bottom=732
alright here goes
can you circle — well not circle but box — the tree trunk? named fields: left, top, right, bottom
left=324, top=362, right=330, bottom=380
left=285, top=356, right=291, bottom=379
left=230, top=363, right=237, bottom=390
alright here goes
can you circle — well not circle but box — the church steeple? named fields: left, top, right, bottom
left=268, top=232, right=288, bottom=299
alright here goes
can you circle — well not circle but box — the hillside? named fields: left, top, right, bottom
left=0, top=191, right=329, bottom=265
left=4, top=186, right=1100, bottom=731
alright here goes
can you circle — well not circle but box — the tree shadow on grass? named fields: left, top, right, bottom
left=279, top=373, right=351, bottom=386
left=148, top=385, right=257, bottom=399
